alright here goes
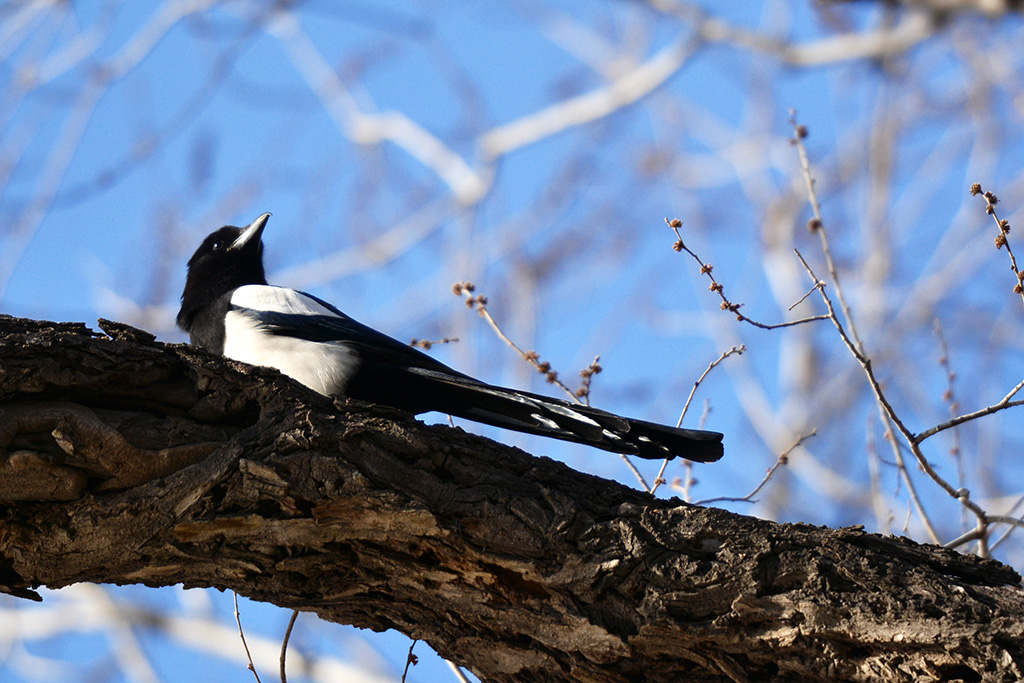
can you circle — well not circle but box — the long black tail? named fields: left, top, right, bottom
left=350, top=364, right=724, bottom=462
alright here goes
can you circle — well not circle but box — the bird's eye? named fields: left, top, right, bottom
left=211, top=240, right=224, bottom=251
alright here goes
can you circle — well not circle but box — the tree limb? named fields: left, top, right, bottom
left=0, top=315, right=1021, bottom=682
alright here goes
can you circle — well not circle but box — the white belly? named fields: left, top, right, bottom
left=222, top=312, right=356, bottom=396
left=222, top=285, right=359, bottom=396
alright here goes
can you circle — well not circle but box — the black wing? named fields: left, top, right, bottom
left=246, top=291, right=723, bottom=461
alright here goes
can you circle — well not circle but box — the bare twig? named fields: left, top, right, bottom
left=933, top=319, right=965, bottom=505
left=945, top=513, right=1024, bottom=552
left=865, top=413, right=894, bottom=535
left=619, top=455, right=652, bottom=493
left=945, top=517, right=996, bottom=558
left=452, top=282, right=651, bottom=491
left=878, top=406, right=941, bottom=544
left=269, top=10, right=489, bottom=204
left=673, top=399, right=713, bottom=502
left=693, top=431, right=812, bottom=506
left=944, top=526, right=983, bottom=550
left=400, top=639, right=419, bottom=683
left=279, top=609, right=298, bottom=683
left=785, top=118, right=1006, bottom=546
left=792, top=247, right=951, bottom=540
left=453, top=281, right=578, bottom=401
left=648, top=1, right=938, bottom=66
left=410, top=337, right=459, bottom=350
left=989, top=497, right=1024, bottom=552
left=912, top=379, right=1024, bottom=443
left=666, top=218, right=830, bottom=329
left=970, top=183, right=1024, bottom=308
left=576, top=356, right=602, bottom=405
left=479, top=36, right=698, bottom=159
left=676, top=345, right=745, bottom=430
left=789, top=112, right=867, bottom=355
left=650, top=345, right=744, bottom=495
left=788, top=281, right=822, bottom=311
left=233, top=592, right=262, bottom=683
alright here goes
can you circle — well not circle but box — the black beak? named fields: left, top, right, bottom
left=231, top=213, right=271, bottom=251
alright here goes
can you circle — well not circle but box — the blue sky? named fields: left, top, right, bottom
left=3, top=1, right=1024, bottom=681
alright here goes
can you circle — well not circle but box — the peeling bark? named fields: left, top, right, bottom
left=0, top=315, right=1021, bottom=682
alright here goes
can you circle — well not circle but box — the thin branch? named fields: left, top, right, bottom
left=618, top=455, right=652, bottom=494
left=970, top=183, right=1024, bottom=308
left=944, top=526, right=985, bottom=550
left=785, top=119, right=1002, bottom=543
left=790, top=112, right=867, bottom=355
left=788, top=281, right=822, bottom=310
left=279, top=609, right=298, bottom=683
left=693, top=431, right=813, bottom=506
left=648, top=1, right=938, bottom=66
left=85, top=585, right=160, bottom=683
left=793, top=247, right=987, bottom=533
left=269, top=10, right=489, bottom=204
left=878, top=404, right=941, bottom=544
left=989, top=498, right=1024, bottom=552
left=410, top=337, right=460, bottom=350
left=400, top=639, right=419, bottom=683
left=452, top=282, right=651, bottom=491
left=666, top=218, right=830, bottom=329
left=984, top=514, right=1024, bottom=531
left=672, top=399, right=713, bottom=502
left=675, top=345, right=745, bottom=430
left=865, top=413, right=894, bottom=535
left=912, top=381, right=1024, bottom=443
left=234, top=591, right=262, bottom=683
left=650, top=345, right=744, bottom=496
left=274, top=197, right=455, bottom=291
left=453, top=281, right=579, bottom=401
left=0, top=83, right=104, bottom=300
left=933, top=319, right=966, bottom=502
left=575, top=356, right=603, bottom=406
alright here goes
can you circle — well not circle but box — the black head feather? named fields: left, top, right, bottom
left=177, top=213, right=270, bottom=334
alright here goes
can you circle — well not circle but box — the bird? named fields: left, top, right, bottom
left=177, top=213, right=724, bottom=462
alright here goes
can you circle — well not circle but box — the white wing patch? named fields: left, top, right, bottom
left=530, top=413, right=562, bottom=431
left=540, top=402, right=602, bottom=429
left=230, top=285, right=339, bottom=316
left=223, top=285, right=357, bottom=396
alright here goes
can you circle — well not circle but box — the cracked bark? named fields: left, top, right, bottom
left=0, top=315, right=1021, bottom=683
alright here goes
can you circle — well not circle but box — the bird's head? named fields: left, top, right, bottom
left=177, top=213, right=271, bottom=332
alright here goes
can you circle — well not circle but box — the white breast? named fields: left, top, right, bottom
left=222, top=285, right=358, bottom=396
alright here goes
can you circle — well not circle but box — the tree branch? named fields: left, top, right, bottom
left=0, top=316, right=1021, bottom=682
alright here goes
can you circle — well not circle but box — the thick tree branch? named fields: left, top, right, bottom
left=0, top=316, right=1021, bottom=682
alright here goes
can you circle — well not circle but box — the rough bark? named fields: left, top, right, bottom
left=0, top=315, right=1021, bottom=683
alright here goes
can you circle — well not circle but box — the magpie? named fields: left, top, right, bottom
left=176, top=213, right=724, bottom=462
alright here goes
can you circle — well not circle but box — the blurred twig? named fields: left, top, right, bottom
left=933, top=319, right=966, bottom=529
